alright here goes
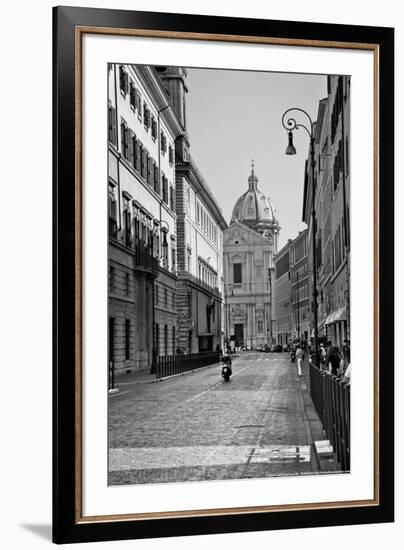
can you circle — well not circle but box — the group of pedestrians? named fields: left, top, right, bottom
left=290, top=339, right=351, bottom=383
left=319, top=339, right=351, bottom=382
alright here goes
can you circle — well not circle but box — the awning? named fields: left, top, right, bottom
left=325, top=306, right=347, bottom=325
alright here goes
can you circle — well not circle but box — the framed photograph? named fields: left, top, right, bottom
left=53, top=5, right=394, bottom=544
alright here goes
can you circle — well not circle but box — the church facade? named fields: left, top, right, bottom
left=223, top=165, right=280, bottom=350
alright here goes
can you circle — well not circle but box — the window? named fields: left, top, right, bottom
left=345, top=136, right=349, bottom=175
left=108, top=186, right=117, bottom=238
left=143, top=102, right=150, bottom=130
left=129, top=81, right=136, bottom=110
left=125, top=319, right=130, bottom=360
left=172, top=326, right=176, bottom=355
left=164, top=288, right=168, bottom=307
left=120, top=118, right=129, bottom=159
left=161, top=132, right=167, bottom=154
left=136, top=90, right=142, bottom=119
left=153, top=164, right=159, bottom=194
left=168, top=144, right=174, bottom=165
left=169, top=186, right=175, bottom=211
left=119, top=66, right=128, bottom=95
left=257, top=320, right=263, bottom=333
left=151, top=116, right=157, bottom=140
left=134, top=138, right=141, bottom=172
left=233, top=263, right=242, bottom=284
left=162, top=175, right=168, bottom=204
left=123, top=201, right=132, bottom=247
left=147, top=156, right=153, bottom=185
left=108, top=102, right=117, bottom=146
left=141, top=147, right=148, bottom=179
left=128, top=129, right=135, bottom=166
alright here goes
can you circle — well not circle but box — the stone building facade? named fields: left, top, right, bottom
left=273, top=240, right=293, bottom=346
left=223, top=165, right=280, bottom=349
left=289, top=229, right=310, bottom=343
left=156, top=66, right=227, bottom=354
left=108, top=64, right=183, bottom=374
left=303, top=76, right=350, bottom=348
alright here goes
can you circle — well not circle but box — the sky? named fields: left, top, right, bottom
left=184, top=67, right=327, bottom=249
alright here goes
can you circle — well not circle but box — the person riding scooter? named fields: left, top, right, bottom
left=221, top=352, right=233, bottom=381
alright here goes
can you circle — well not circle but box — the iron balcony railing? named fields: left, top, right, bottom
left=133, top=247, right=159, bottom=274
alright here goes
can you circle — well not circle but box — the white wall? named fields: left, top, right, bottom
left=1, top=1, right=401, bottom=549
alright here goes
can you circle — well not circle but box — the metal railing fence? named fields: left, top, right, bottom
left=309, top=364, right=350, bottom=470
left=156, top=351, right=220, bottom=379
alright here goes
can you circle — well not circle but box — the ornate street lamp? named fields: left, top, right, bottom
left=281, top=108, right=320, bottom=367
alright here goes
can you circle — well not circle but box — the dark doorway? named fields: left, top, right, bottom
left=234, top=323, right=244, bottom=347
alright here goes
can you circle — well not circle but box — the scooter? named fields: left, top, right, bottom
left=221, top=354, right=232, bottom=381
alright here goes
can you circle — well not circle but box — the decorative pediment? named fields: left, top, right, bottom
left=224, top=221, right=275, bottom=248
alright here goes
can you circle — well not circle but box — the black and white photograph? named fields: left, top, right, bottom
left=107, top=63, right=351, bottom=486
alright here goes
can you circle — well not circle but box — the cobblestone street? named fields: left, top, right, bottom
left=108, top=352, right=323, bottom=485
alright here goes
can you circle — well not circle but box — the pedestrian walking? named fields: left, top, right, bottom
left=328, top=345, right=341, bottom=376
left=320, top=343, right=327, bottom=368
left=295, top=345, right=303, bottom=376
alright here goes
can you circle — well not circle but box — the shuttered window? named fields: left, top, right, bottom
left=108, top=103, right=117, bottom=146
left=119, top=66, right=128, bottom=95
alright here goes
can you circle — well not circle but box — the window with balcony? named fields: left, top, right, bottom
left=108, top=186, right=117, bottom=238
left=123, top=197, right=132, bottom=248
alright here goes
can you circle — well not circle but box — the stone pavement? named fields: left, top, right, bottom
left=108, top=352, right=342, bottom=485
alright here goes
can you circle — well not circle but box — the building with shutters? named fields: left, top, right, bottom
left=223, top=164, right=280, bottom=350
left=289, top=229, right=310, bottom=343
left=107, top=64, right=183, bottom=373
left=273, top=240, right=293, bottom=347
left=302, top=75, right=350, bottom=349
left=155, top=66, right=227, bottom=354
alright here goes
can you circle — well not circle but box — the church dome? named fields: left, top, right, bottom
left=230, top=164, right=278, bottom=229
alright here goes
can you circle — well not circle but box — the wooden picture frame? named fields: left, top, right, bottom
left=53, top=5, right=394, bottom=544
